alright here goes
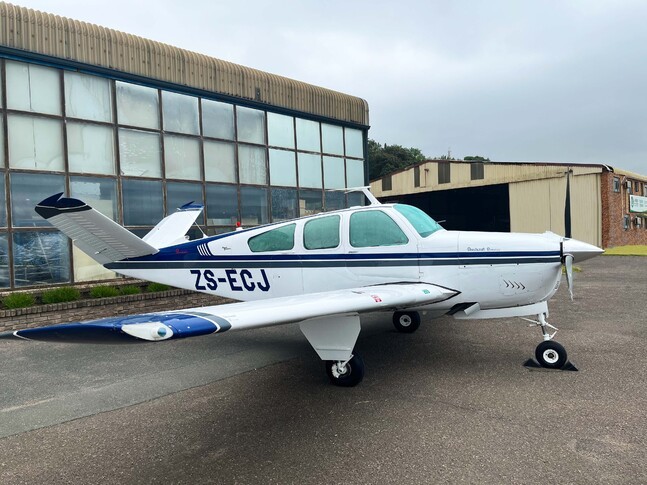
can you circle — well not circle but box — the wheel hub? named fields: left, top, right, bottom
left=331, top=362, right=349, bottom=378
left=399, top=315, right=412, bottom=327
left=542, top=349, right=559, bottom=364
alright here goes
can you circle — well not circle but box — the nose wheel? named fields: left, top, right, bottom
left=535, top=340, right=567, bottom=369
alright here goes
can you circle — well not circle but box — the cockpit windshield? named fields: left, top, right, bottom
left=394, top=204, right=443, bottom=237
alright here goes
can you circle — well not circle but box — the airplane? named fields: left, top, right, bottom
left=1, top=188, right=603, bottom=386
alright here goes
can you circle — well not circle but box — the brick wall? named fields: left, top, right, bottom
left=0, top=289, right=232, bottom=333
left=601, top=171, right=647, bottom=248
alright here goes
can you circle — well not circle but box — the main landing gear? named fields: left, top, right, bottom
left=393, top=311, right=421, bottom=333
left=325, top=354, right=365, bottom=387
left=524, top=313, right=574, bottom=370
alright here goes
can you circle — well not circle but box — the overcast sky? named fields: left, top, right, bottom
left=22, top=0, right=647, bottom=173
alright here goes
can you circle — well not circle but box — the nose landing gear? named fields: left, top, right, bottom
left=523, top=313, right=577, bottom=371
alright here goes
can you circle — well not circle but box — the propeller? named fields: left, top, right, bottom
left=563, top=252, right=574, bottom=301
left=564, top=168, right=572, bottom=239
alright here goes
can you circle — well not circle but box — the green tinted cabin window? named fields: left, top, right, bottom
left=304, top=215, right=340, bottom=250
left=350, top=211, right=408, bottom=247
left=394, top=204, right=443, bottom=237
left=248, top=224, right=296, bottom=252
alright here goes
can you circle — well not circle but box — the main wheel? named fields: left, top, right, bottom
left=535, top=340, right=568, bottom=369
left=393, top=311, right=421, bottom=333
left=325, top=354, right=364, bottom=387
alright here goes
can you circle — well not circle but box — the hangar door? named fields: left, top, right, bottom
left=380, top=184, right=510, bottom=232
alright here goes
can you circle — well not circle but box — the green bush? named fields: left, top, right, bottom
left=147, top=282, right=170, bottom=292
left=2, top=293, right=36, bottom=309
left=119, top=285, right=142, bottom=295
left=41, top=287, right=81, bottom=304
left=89, top=286, right=120, bottom=298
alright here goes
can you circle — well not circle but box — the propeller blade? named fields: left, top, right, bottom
left=564, top=169, right=572, bottom=239
left=564, top=254, right=574, bottom=301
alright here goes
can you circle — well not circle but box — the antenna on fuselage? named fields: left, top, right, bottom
left=343, top=186, right=382, bottom=206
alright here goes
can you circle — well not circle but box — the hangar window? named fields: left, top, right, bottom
left=438, top=163, right=451, bottom=184
left=304, top=215, right=340, bottom=250
left=271, top=188, right=298, bottom=222
left=116, top=81, right=160, bottom=130
left=237, top=106, right=265, bottom=145
left=248, top=224, right=295, bottom=252
left=471, top=162, right=484, bottom=180
left=67, top=122, right=116, bottom=175
left=382, top=175, right=392, bottom=191
left=613, top=177, right=620, bottom=192
left=64, top=71, right=113, bottom=123
left=202, top=99, right=234, bottom=140
left=350, top=210, right=408, bottom=247
left=119, top=129, right=162, bottom=178
left=414, top=166, right=421, bottom=187
left=6, top=61, right=61, bottom=116
left=164, top=135, right=201, bottom=180
left=162, top=91, right=199, bottom=135
left=204, top=141, right=236, bottom=183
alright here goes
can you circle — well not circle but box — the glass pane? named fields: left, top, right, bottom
left=162, top=91, right=199, bottom=135
left=325, top=191, right=345, bottom=212
left=64, top=71, right=112, bottom=122
left=237, top=106, right=265, bottom=144
left=13, top=231, right=70, bottom=287
left=271, top=188, right=298, bottom=222
left=347, top=192, right=365, bottom=207
left=166, top=182, right=205, bottom=224
left=6, top=61, right=61, bottom=115
left=346, top=158, right=365, bottom=187
left=322, top=123, right=344, bottom=155
left=8, top=115, right=64, bottom=171
left=0, top=68, right=2, bottom=108
left=323, top=156, right=345, bottom=189
left=119, top=129, right=162, bottom=177
left=304, top=215, right=340, bottom=250
left=296, top=118, right=320, bottom=152
left=299, top=189, right=322, bottom=217
left=248, top=224, right=295, bottom=252
left=298, top=153, right=322, bottom=189
left=122, top=179, right=163, bottom=226
left=267, top=113, right=294, bottom=148
left=345, top=128, right=364, bottom=158
left=204, top=140, right=236, bottom=183
left=240, top=186, right=268, bottom=226
left=0, top=175, right=5, bottom=227
left=238, top=145, right=267, bottom=185
left=269, top=149, right=296, bottom=187
left=206, top=184, right=238, bottom=226
left=116, top=81, right=159, bottom=129
left=70, top=176, right=118, bottom=221
left=73, top=245, right=115, bottom=283
left=164, top=135, right=201, bottom=180
left=0, top=235, right=8, bottom=288
left=0, top=117, right=4, bottom=168
left=202, top=99, right=234, bottom=140
left=11, top=173, right=65, bottom=227
left=350, top=211, right=408, bottom=247
left=67, top=122, right=116, bottom=175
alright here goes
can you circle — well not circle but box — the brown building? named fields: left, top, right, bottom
left=370, top=160, right=647, bottom=248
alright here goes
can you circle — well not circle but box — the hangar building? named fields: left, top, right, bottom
left=0, top=3, right=369, bottom=290
left=370, top=160, right=647, bottom=248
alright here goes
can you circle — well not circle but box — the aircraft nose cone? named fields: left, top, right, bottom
left=562, top=238, right=604, bottom=262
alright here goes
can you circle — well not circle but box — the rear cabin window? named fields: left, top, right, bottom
left=304, top=215, right=340, bottom=250
left=350, top=210, right=408, bottom=247
left=248, top=224, right=296, bottom=252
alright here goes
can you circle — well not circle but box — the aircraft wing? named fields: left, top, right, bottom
left=3, top=283, right=458, bottom=343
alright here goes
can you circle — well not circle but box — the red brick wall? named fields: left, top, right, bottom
left=601, top=171, right=647, bottom=248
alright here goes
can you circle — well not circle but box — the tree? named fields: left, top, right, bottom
left=463, top=155, right=490, bottom=162
left=368, top=139, right=426, bottom=180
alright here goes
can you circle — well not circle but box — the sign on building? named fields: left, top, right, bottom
left=629, top=195, right=647, bottom=214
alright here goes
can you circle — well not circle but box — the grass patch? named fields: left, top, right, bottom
left=2, top=293, right=36, bottom=309
left=562, top=265, right=582, bottom=274
left=41, top=287, right=81, bottom=304
left=89, top=286, right=120, bottom=298
left=147, top=282, right=170, bottom=292
left=119, top=285, right=142, bottom=296
left=603, top=245, right=647, bottom=256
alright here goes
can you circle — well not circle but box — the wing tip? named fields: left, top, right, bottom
left=35, top=193, right=91, bottom=219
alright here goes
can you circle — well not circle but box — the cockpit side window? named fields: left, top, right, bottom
left=304, top=215, right=340, bottom=250
left=394, top=204, right=443, bottom=237
left=248, top=224, right=296, bottom=252
left=349, top=210, right=409, bottom=248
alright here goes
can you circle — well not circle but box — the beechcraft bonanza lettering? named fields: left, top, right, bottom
left=1, top=188, right=603, bottom=386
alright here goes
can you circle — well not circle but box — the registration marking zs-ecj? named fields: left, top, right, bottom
left=191, top=269, right=270, bottom=292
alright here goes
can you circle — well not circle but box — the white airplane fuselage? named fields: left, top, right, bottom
left=107, top=205, right=596, bottom=315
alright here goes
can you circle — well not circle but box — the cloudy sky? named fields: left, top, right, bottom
left=22, top=0, right=647, bottom=173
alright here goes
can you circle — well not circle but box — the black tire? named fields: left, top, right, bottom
left=535, top=340, right=568, bottom=369
left=393, top=311, right=421, bottom=333
left=325, top=354, right=365, bottom=387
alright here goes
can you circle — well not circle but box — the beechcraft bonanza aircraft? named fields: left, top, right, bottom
left=2, top=188, right=603, bottom=386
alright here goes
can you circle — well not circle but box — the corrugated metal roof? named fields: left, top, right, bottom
left=0, top=2, right=369, bottom=125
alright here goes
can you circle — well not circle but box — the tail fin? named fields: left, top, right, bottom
left=35, top=193, right=158, bottom=264
left=142, top=202, right=204, bottom=249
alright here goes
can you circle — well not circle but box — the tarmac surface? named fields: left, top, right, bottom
left=0, top=256, right=645, bottom=484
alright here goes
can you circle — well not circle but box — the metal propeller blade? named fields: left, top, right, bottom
left=564, top=253, right=574, bottom=301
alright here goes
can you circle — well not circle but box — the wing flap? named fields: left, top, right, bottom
left=5, top=283, right=458, bottom=343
